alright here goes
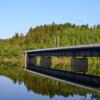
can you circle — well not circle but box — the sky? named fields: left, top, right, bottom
left=0, top=0, right=100, bottom=39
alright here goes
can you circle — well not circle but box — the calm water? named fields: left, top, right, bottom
left=0, top=65, right=99, bottom=100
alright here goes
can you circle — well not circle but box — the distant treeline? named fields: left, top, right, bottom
left=0, top=22, right=100, bottom=68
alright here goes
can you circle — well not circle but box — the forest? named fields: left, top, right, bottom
left=0, top=23, right=100, bottom=75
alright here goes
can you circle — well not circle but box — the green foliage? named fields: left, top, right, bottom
left=1, top=23, right=100, bottom=50
left=0, top=22, right=100, bottom=75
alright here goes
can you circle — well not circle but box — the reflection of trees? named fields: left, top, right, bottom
left=0, top=64, right=99, bottom=98
left=91, top=94, right=100, bottom=100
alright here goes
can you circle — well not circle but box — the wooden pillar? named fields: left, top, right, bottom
left=40, top=56, right=51, bottom=68
left=71, top=57, right=88, bottom=73
left=25, top=52, right=37, bottom=69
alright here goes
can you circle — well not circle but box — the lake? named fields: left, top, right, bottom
left=0, top=64, right=99, bottom=100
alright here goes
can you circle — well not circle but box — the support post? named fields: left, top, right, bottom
left=25, top=52, right=28, bottom=69
left=25, top=52, right=37, bottom=69
left=71, top=57, right=88, bottom=73
left=40, top=56, right=51, bottom=68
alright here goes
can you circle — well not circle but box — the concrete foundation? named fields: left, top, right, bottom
left=25, top=53, right=37, bottom=69
left=71, top=57, right=88, bottom=73
left=40, top=56, right=51, bottom=68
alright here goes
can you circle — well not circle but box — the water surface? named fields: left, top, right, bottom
left=0, top=65, right=99, bottom=100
